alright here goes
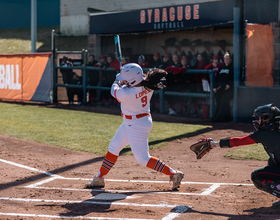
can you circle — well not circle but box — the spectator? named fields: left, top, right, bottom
left=60, top=56, right=75, bottom=105
left=95, top=55, right=111, bottom=104
left=104, top=54, right=116, bottom=87
left=204, top=55, right=223, bottom=77
left=94, top=55, right=107, bottom=68
left=84, top=55, right=99, bottom=105
left=110, top=53, right=120, bottom=71
left=179, top=56, right=196, bottom=92
left=179, top=56, right=196, bottom=115
left=159, top=53, right=174, bottom=70
left=98, top=54, right=113, bottom=106
left=137, top=55, right=150, bottom=68
left=212, top=52, right=233, bottom=122
left=150, top=52, right=162, bottom=68
left=174, top=56, right=189, bottom=86
left=174, top=56, right=189, bottom=114
left=171, top=54, right=182, bottom=68
left=69, top=72, right=83, bottom=105
left=105, top=55, right=114, bottom=69
left=109, top=53, right=129, bottom=71
left=121, top=57, right=129, bottom=66
left=125, top=56, right=130, bottom=63
left=164, top=55, right=184, bottom=115
left=83, top=54, right=98, bottom=67
left=165, top=56, right=185, bottom=86
left=194, top=53, right=207, bottom=88
left=198, top=53, right=206, bottom=65
left=164, top=65, right=176, bottom=115
left=192, top=53, right=208, bottom=117
left=167, top=56, right=195, bottom=115
left=60, top=56, right=74, bottom=84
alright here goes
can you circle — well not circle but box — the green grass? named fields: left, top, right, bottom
left=0, top=103, right=210, bottom=155
left=224, top=144, right=269, bottom=161
left=0, top=27, right=88, bottom=54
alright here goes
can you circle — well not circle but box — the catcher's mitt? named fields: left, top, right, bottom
left=190, top=138, right=213, bottom=159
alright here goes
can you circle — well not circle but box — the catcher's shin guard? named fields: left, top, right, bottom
left=251, top=172, right=280, bottom=198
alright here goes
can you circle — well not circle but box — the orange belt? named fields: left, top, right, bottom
left=121, top=113, right=150, bottom=120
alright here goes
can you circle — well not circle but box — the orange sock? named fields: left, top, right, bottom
left=98, top=151, right=118, bottom=178
left=146, top=156, right=175, bottom=175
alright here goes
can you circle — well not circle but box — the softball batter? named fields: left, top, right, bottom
left=85, top=63, right=184, bottom=190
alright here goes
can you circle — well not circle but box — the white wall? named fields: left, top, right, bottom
left=60, top=0, right=223, bottom=35
left=61, top=15, right=88, bottom=35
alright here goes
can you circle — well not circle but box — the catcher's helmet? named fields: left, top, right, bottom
left=116, top=63, right=143, bottom=87
left=252, top=103, right=280, bottom=130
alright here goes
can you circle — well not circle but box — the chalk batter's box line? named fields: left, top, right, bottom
left=0, top=212, right=157, bottom=220
left=0, top=157, right=253, bottom=196
left=0, top=197, right=191, bottom=220
left=25, top=176, right=254, bottom=196
left=0, top=158, right=191, bottom=220
left=0, top=205, right=190, bottom=220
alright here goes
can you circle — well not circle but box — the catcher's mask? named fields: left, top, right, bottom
left=252, top=103, right=280, bottom=130
left=116, top=63, right=143, bottom=87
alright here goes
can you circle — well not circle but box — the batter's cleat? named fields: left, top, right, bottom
left=170, top=171, right=184, bottom=190
left=273, top=200, right=280, bottom=208
left=85, top=175, right=105, bottom=188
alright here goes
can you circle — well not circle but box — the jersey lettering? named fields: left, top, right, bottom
left=219, top=69, right=230, bottom=74
left=141, top=96, right=148, bottom=107
left=135, top=89, right=151, bottom=99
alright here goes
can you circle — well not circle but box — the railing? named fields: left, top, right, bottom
left=53, top=65, right=215, bottom=118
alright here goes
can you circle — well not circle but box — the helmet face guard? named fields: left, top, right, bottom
left=252, top=115, right=270, bottom=130
left=252, top=119, right=260, bottom=130
left=116, top=63, right=143, bottom=87
left=252, top=104, right=273, bottom=130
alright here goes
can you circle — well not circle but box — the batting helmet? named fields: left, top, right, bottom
left=116, top=63, right=143, bottom=87
left=252, top=103, right=280, bottom=130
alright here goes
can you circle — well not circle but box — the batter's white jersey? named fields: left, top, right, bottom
left=111, top=82, right=153, bottom=115
left=109, top=82, right=154, bottom=166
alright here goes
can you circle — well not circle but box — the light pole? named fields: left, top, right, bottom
left=31, top=0, right=37, bottom=53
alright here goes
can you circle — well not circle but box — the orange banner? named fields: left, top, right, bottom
left=0, top=53, right=52, bottom=102
left=246, top=24, right=274, bottom=87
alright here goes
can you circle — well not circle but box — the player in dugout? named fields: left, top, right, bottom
left=200, top=103, right=280, bottom=208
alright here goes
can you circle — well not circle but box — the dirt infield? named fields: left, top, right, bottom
left=0, top=104, right=280, bottom=219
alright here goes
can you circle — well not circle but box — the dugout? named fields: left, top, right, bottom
left=86, top=0, right=280, bottom=121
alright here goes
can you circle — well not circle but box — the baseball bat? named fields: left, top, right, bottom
left=114, top=34, right=122, bottom=70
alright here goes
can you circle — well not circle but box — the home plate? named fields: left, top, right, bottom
left=91, top=193, right=132, bottom=200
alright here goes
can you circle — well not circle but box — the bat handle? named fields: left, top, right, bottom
left=118, top=59, right=122, bottom=70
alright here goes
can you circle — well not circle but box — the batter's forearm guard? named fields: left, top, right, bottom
left=220, top=138, right=231, bottom=148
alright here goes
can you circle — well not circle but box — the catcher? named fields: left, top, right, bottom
left=190, top=103, right=280, bottom=208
